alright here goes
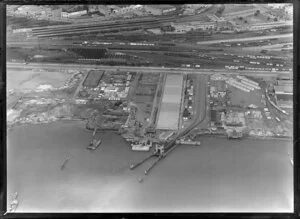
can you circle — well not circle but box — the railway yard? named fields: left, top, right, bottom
left=7, top=4, right=293, bottom=180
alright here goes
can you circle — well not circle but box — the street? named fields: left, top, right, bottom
left=7, top=62, right=291, bottom=77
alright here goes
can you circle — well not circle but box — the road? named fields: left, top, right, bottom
left=7, top=62, right=291, bottom=78
left=196, top=33, right=292, bottom=45
left=192, top=75, right=208, bottom=126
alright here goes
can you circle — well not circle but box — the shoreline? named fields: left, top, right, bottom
left=8, top=119, right=292, bottom=142
left=7, top=118, right=293, bottom=212
left=195, top=133, right=292, bottom=141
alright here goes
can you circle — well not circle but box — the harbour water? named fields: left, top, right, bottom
left=7, top=120, right=293, bottom=212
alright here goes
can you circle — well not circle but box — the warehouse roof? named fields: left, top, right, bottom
left=277, top=80, right=293, bottom=86
left=146, top=5, right=176, bottom=10
left=156, top=74, right=183, bottom=130
left=274, top=85, right=293, bottom=94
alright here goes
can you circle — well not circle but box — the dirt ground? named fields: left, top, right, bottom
left=7, top=68, right=70, bottom=92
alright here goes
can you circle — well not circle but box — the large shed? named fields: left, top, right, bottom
left=156, top=74, right=183, bottom=130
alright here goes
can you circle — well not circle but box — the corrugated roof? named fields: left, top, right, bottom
left=277, top=80, right=293, bottom=86
left=274, top=85, right=293, bottom=94
left=156, top=74, right=183, bottom=130
left=146, top=5, right=176, bottom=10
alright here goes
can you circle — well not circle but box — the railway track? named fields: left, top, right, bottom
left=31, top=16, right=179, bottom=38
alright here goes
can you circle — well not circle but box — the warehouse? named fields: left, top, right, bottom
left=156, top=74, right=183, bottom=130
left=274, top=82, right=293, bottom=109
left=274, top=85, right=293, bottom=95
left=61, top=10, right=87, bottom=18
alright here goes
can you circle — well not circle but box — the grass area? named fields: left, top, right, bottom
left=232, top=13, right=269, bottom=25
left=223, top=4, right=256, bottom=15
left=83, top=70, right=104, bottom=88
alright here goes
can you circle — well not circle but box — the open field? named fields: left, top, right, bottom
left=83, top=70, right=104, bottom=87
left=228, top=85, right=264, bottom=108
left=223, top=4, right=256, bottom=15
left=7, top=68, right=70, bottom=91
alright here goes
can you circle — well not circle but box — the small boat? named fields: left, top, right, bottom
left=60, top=157, right=70, bottom=170
left=87, top=139, right=102, bottom=150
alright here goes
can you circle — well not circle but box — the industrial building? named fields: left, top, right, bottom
left=112, top=5, right=143, bottom=14
left=61, top=10, right=87, bottom=18
left=173, top=21, right=216, bottom=32
left=274, top=80, right=293, bottom=109
left=144, top=5, right=176, bottom=15
left=156, top=74, right=183, bottom=130
left=274, top=85, right=293, bottom=95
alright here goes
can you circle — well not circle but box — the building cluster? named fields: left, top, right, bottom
left=64, top=72, right=85, bottom=88
left=183, top=4, right=212, bottom=15
left=112, top=5, right=143, bottom=14
left=79, top=72, right=132, bottom=101
left=207, top=14, right=226, bottom=22
left=182, top=78, right=194, bottom=121
left=171, top=19, right=230, bottom=33
left=210, top=80, right=226, bottom=98
left=143, top=5, right=176, bottom=15
left=123, top=106, right=137, bottom=128
left=225, top=111, right=246, bottom=127
left=225, top=76, right=260, bottom=93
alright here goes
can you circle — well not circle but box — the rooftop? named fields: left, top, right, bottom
left=277, top=80, right=293, bottom=86
left=146, top=5, right=176, bottom=10
left=274, top=85, right=293, bottom=94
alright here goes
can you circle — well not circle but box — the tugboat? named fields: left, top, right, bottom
left=87, top=139, right=102, bottom=150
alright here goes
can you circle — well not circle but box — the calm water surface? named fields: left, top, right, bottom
left=7, top=121, right=293, bottom=212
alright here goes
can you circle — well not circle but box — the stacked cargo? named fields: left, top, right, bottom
left=226, top=78, right=250, bottom=92
left=236, top=76, right=261, bottom=90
